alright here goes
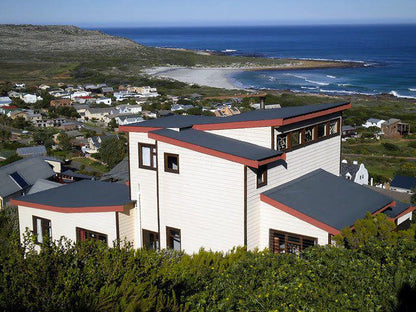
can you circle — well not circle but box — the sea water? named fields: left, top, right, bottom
left=96, top=25, right=416, bottom=99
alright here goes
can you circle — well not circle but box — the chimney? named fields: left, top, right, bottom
left=260, top=96, right=265, bottom=110
left=341, top=159, right=348, bottom=164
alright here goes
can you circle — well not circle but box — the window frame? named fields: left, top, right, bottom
left=32, top=215, right=52, bottom=244
left=166, top=226, right=181, bottom=251
left=138, top=143, right=157, bottom=170
left=164, top=153, right=180, bottom=174
left=76, top=227, right=108, bottom=244
left=256, top=165, right=268, bottom=188
left=142, top=229, right=159, bottom=250
left=269, top=229, right=316, bottom=254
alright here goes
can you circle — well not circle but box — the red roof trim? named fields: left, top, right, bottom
left=118, top=126, right=161, bottom=133
left=11, top=199, right=125, bottom=213
left=148, top=132, right=285, bottom=168
left=373, top=201, right=396, bottom=215
left=281, top=103, right=351, bottom=125
left=193, top=119, right=284, bottom=131
left=393, top=205, right=416, bottom=221
left=260, top=194, right=341, bottom=235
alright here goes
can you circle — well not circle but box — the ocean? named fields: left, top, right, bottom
left=95, top=25, right=416, bottom=99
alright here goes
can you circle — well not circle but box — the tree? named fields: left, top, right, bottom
left=107, top=118, right=117, bottom=131
left=0, top=129, right=11, bottom=142
left=58, top=132, right=72, bottom=151
left=98, top=136, right=126, bottom=168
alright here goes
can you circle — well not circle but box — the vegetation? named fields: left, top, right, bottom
left=98, top=136, right=127, bottom=169
left=1, top=207, right=416, bottom=311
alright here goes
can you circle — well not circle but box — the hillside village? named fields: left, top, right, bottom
left=0, top=82, right=414, bottom=253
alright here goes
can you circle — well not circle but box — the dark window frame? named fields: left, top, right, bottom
left=32, top=215, right=51, bottom=244
left=256, top=165, right=268, bottom=188
left=142, top=229, right=159, bottom=250
left=269, top=229, right=316, bottom=254
left=166, top=226, right=181, bottom=251
left=76, top=227, right=108, bottom=244
left=164, top=153, right=180, bottom=174
left=138, top=143, right=157, bottom=170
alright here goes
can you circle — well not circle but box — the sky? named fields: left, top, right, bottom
left=1, top=0, right=415, bottom=27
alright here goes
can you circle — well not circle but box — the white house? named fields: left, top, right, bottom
left=95, top=97, right=112, bottom=105
left=340, top=160, right=369, bottom=185
left=362, top=118, right=386, bottom=128
left=22, top=94, right=42, bottom=104
left=115, top=115, right=144, bottom=126
left=14, top=102, right=415, bottom=254
left=114, top=104, right=142, bottom=115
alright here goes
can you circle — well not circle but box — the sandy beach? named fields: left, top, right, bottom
left=144, top=66, right=242, bottom=89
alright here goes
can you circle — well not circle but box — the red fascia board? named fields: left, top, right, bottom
left=11, top=199, right=125, bottom=213
left=258, top=153, right=286, bottom=166
left=118, top=126, right=161, bottom=133
left=281, top=103, right=351, bottom=125
left=393, top=205, right=416, bottom=221
left=193, top=119, right=284, bottom=131
left=373, top=201, right=396, bottom=215
left=148, top=132, right=283, bottom=168
left=260, top=194, right=341, bottom=235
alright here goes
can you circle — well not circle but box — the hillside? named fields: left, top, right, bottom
left=0, top=24, right=353, bottom=84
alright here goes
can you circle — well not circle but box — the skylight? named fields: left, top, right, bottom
left=9, top=172, right=29, bottom=189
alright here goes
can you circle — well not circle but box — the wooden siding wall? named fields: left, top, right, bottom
left=118, top=207, right=137, bottom=247
left=259, top=201, right=329, bottom=249
left=129, top=132, right=158, bottom=246
left=246, top=136, right=341, bottom=250
left=207, top=127, right=272, bottom=148
left=18, top=206, right=117, bottom=247
left=157, top=141, right=245, bottom=253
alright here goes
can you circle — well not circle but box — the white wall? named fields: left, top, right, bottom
left=18, top=206, right=117, bottom=247
left=157, top=141, right=245, bottom=253
left=354, top=164, right=369, bottom=185
left=118, top=205, right=137, bottom=247
left=129, top=132, right=158, bottom=246
left=246, top=136, right=341, bottom=250
left=207, top=127, right=272, bottom=148
left=258, top=201, right=329, bottom=250
left=397, top=211, right=413, bottom=225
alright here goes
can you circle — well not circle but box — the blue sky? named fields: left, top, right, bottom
left=1, top=0, right=415, bottom=27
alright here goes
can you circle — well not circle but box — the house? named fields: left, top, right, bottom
left=115, top=115, right=144, bottom=126
left=16, top=145, right=47, bottom=158
left=100, top=157, right=129, bottom=183
left=390, top=175, right=416, bottom=193
left=59, top=122, right=78, bottom=131
left=13, top=180, right=135, bottom=247
left=14, top=83, right=25, bottom=89
left=84, top=107, right=113, bottom=122
left=381, top=118, right=410, bottom=137
left=38, top=84, right=50, bottom=91
left=22, top=94, right=41, bottom=104
left=95, top=97, right=112, bottom=106
left=14, top=102, right=415, bottom=254
left=362, top=118, right=385, bottom=129
left=115, top=101, right=414, bottom=253
left=340, top=159, right=369, bottom=185
left=58, top=169, right=94, bottom=183
left=0, top=105, right=19, bottom=117
left=101, top=87, right=114, bottom=95
left=84, top=135, right=117, bottom=154
left=341, top=125, right=357, bottom=138
left=113, top=104, right=142, bottom=115
left=0, top=96, right=12, bottom=106
left=171, top=104, right=195, bottom=112
left=214, top=105, right=241, bottom=117
left=0, top=157, right=55, bottom=208
left=50, top=99, right=71, bottom=107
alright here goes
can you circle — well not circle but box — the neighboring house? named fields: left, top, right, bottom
left=341, top=125, right=357, bottom=138
left=214, top=104, right=241, bottom=117
left=113, top=104, right=142, bottom=114
left=84, top=107, right=113, bottom=122
left=0, top=106, right=19, bottom=117
left=116, top=102, right=414, bottom=253
left=14, top=83, right=25, bottom=89
left=84, top=135, right=117, bottom=154
left=33, top=118, right=67, bottom=128
left=42, top=156, right=63, bottom=174
left=59, top=122, right=78, bottom=131
left=390, top=175, right=416, bottom=193
left=362, top=118, right=386, bottom=128
left=381, top=118, right=410, bottom=138
left=171, top=104, right=194, bottom=112
left=13, top=180, right=135, bottom=247
left=100, top=157, right=129, bottom=183
left=115, top=115, right=144, bottom=126
left=16, top=145, right=47, bottom=158
left=101, top=87, right=114, bottom=95
left=0, top=157, right=55, bottom=208
left=95, top=97, right=112, bottom=105
left=58, top=169, right=94, bottom=183
left=38, top=84, right=50, bottom=91
left=340, top=160, right=369, bottom=185
left=22, top=94, right=41, bottom=104
left=0, top=96, right=12, bottom=106
left=50, top=99, right=71, bottom=107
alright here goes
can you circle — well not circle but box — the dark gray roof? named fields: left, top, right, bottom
left=16, top=180, right=130, bottom=208
left=16, top=145, right=47, bottom=157
left=390, top=175, right=416, bottom=190
left=340, top=162, right=360, bottom=178
left=342, top=125, right=355, bottom=131
left=0, top=157, right=55, bottom=197
left=28, top=179, right=62, bottom=195
left=126, top=102, right=349, bottom=129
left=100, top=157, right=128, bottom=182
left=261, top=169, right=398, bottom=230
left=383, top=201, right=410, bottom=219
left=61, top=169, right=94, bottom=180
left=150, top=128, right=282, bottom=162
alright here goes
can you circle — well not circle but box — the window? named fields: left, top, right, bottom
left=164, top=153, right=179, bottom=173
left=269, top=229, right=316, bottom=255
left=76, top=227, right=107, bottom=244
left=32, top=216, right=51, bottom=244
left=139, top=143, right=157, bottom=170
left=290, top=131, right=301, bottom=147
left=257, top=165, right=267, bottom=188
left=166, top=227, right=181, bottom=251
left=304, top=126, right=315, bottom=143
left=329, top=120, right=339, bottom=135
left=143, top=229, right=159, bottom=250
left=317, top=123, right=326, bottom=138
left=276, top=134, right=288, bottom=151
